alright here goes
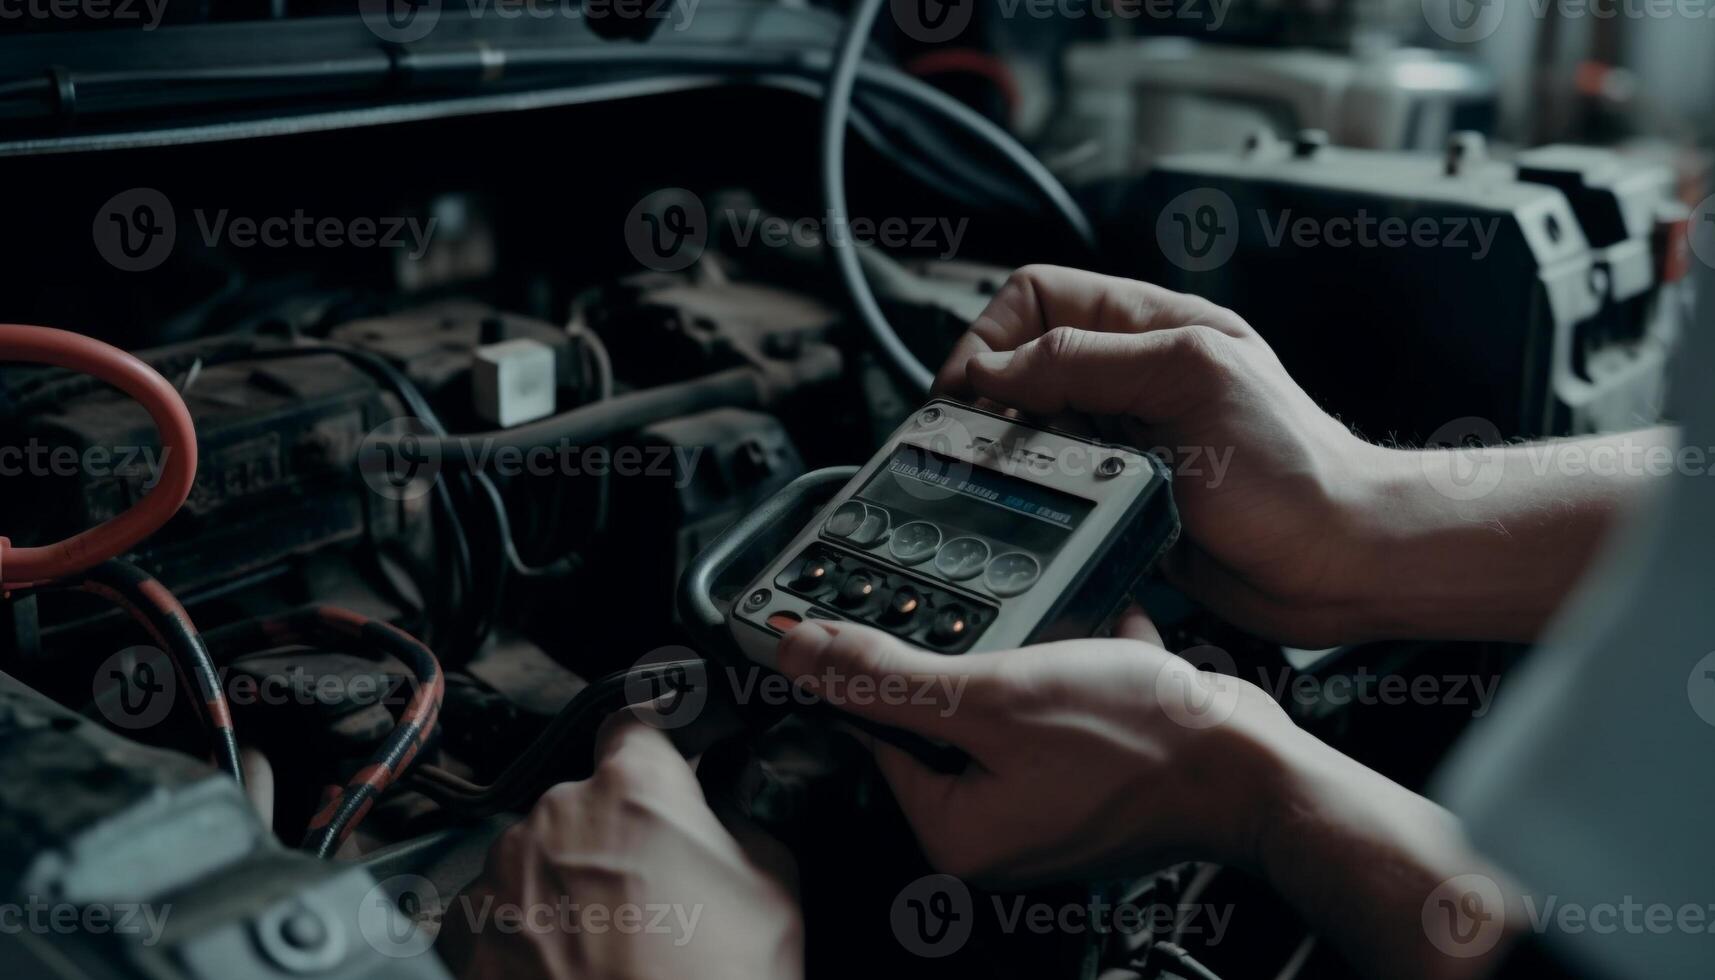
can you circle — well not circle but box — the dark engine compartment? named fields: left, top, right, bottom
left=0, top=9, right=1698, bottom=980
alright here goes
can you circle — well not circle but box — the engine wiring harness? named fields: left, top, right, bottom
left=209, top=605, right=446, bottom=858
left=0, top=323, right=445, bottom=858
left=29, top=558, right=247, bottom=785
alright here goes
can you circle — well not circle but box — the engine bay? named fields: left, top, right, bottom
left=0, top=5, right=1704, bottom=979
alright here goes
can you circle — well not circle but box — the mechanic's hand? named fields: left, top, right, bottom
left=776, top=615, right=1520, bottom=980
left=775, top=611, right=1306, bottom=884
left=935, top=265, right=1393, bottom=647
left=438, top=717, right=803, bottom=980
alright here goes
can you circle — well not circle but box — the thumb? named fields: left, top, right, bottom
left=1111, top=604, right=1164, bottom=646
left=966, top=325, right=1223, bottom=423
left=775, top=621, right=987, bottom=746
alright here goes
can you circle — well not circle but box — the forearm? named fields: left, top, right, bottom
left=1253, top=730, right=1523, bottom=980
left=1342, top=428, right=1675, bottom=642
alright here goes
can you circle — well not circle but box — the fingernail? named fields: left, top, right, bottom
left=777, top=621, right=832, bottom=672
left=970, top=351, right=1015, bottom=374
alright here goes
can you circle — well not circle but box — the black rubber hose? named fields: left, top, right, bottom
left=419, top=349, right=841, bottom=461
left=407, top=659, right=707, bottom=816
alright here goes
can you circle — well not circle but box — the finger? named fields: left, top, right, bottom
left=965, top=325, right=1226, bottom=422
left=1040, top=409, right=1097, bottom=437
left=933, top=265, right=1242, bottom=397
left=775, top=621, right=991, bottom=745
left=870, top=739, right=961, bottom=815
left=595, top=710, right=693, bottom=777
left=1111, top=604, right=1164, bottom=646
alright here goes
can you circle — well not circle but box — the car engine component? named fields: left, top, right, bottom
left=1106, top=134, right=1686, bottom=442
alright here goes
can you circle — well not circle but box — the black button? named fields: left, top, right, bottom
left=929, top=605, right=971, bottom=646
left=836, top=572, right=880, bottom=609
left=792, top=557, right=834, bottom=591
left=882, top=587, right=922, bottom=625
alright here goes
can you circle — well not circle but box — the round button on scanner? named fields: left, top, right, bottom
left=791, top=556, right=835, bottom=591
left=848, top=504, right=891, bottom=547
left=889, top=521, right=942, bottom=565
left=984, top=553, right=1041, bottom=597
left=934, top=537, right=990, bottom=580
left=882, top=587, right=922, bottom=625
left=824, top=500, right=866, bottom=539
left=836, top=572, right=881, bottom=609
left=929, top=605, right=972, bottom=646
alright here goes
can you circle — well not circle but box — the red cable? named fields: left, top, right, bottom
left=0, top=324, right=197, bottom=588
left=901, top=49, right=1022, bottom=120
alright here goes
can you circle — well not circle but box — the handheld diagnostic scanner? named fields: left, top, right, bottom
left=730, top=399, right=1180, bottom=665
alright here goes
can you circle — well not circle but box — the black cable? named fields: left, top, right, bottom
left=819, top=3, right=1096, bottom=392
left=31, top=559, right=247, bottom=787
left=1146, top=942, right=1225, bottom=980
left=822, top=0, right=934, bottom=391
left=209, top=605, right=445, bottom=858
left=416, top=365, right=777, bottom=459
left=407, top=658, right=707, bottom=816
left=469, top=473, right=578, bottom=579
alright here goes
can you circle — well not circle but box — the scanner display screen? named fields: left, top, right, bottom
left=858, top=444, right=1094, bottom=557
